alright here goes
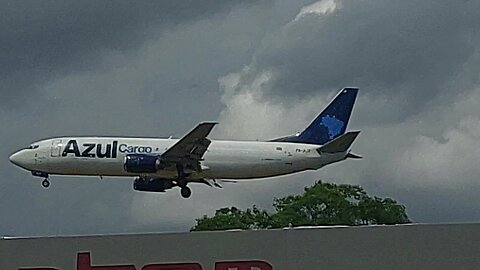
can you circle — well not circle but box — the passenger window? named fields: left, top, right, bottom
left=276, top=147, right=283, bottom=151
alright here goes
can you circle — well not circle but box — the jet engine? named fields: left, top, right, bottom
left=124, top=154, right=166, bottom=173
left=133, top=177, right=174, bottom=192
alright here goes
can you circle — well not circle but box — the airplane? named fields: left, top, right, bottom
left=9, top=87, right=361, bottom=198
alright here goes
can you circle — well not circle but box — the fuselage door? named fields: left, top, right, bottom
left=51, top=140, right=62, bottom=157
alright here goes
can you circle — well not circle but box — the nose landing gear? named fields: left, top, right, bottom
left=31, top=171, right=50, bottom=189
left=41, top=178, right=50, bottom=188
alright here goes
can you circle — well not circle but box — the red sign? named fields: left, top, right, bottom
left=19, top=252, right=273, bottom=270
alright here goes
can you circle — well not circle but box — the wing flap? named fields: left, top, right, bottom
left=188, top=138, right=211, bottom=160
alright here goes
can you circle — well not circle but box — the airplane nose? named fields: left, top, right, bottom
left=9, top=152, right=20, bottom=165
left=9, top=150, right=29, bottom=169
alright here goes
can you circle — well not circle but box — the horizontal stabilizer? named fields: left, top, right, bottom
left=347, top=152, right=363, bottom=159
left=317, top=131, right=360, bottom=154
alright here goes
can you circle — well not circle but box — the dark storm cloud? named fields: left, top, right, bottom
left=3, top=0, right=480, bottom=237
left=215, top=0, right=480, bottom=224
left=239, top=0, right=480, bottom=121
left=0, top=0, right=253, bottom=106
left=0, top=0, right=291, bottom=236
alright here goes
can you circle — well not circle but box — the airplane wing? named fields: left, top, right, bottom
left=161, top=122, right=217, bottom=171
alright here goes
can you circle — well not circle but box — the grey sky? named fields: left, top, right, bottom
left=1, top=0, right=480, bottom=236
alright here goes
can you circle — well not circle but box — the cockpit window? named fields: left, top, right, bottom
left=27, top=145, right=39, bottom=149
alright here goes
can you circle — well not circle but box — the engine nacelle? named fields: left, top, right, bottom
left=133, top=177, right=174, bottom=192
left=124, top=154, right=165, bottom=173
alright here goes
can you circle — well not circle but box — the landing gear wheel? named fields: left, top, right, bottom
left=42, top=179, right=50, bottom=188
left=180, top=187, right=192, bottom=198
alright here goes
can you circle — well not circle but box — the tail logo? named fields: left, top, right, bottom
left=320, top=115, right=345, bottom=139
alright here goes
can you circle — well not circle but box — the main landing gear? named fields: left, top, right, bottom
left=176, top=163, right=192, bottom=199
left=180, top=186, right=192, bottom=198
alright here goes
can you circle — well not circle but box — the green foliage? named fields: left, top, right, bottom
left=191, top=206, right=270, bottom=231
left=191, top=181, right=410, bottom=231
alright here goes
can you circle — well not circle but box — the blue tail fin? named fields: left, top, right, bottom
left=271, top=87, right=358, bottom=145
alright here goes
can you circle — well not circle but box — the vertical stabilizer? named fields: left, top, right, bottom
left=271, top=87, right=358, bottom=145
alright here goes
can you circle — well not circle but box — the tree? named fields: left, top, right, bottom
left=192, top=206, right=270, bottom=231
left=191, top=181, right=410, bottom=231
left=357, top=196, right=410, bottom=225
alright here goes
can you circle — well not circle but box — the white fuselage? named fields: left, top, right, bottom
left=10, top=137, right=348, bottom=180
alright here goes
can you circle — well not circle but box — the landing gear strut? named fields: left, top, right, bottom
left=176, top=163, right=192, bottom=198
left=42, top=178, right=50, bottom=188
